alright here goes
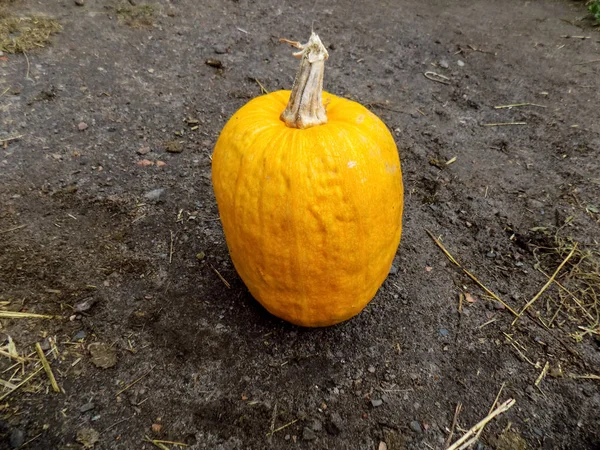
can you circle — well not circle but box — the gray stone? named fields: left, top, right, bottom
left=143, top=188, right=165, bottom=203
left=326, top=412, right=343, bottom=435
left=389, top=264, right=399, bottom=275
left=371, top=398, right=383, bottom=407
left=80, top=402, right=95, bottom=413
left=74, top=297, right=98, bottom=313
left=409, top=421, right=422, bottom=433
left=311, top=419, right=323, bottom=432
left=302, top=427, right=317, bottom=441
left=439, top=60, right=449, bottom=69
left=73, top=330, right=87, bottom=342
left=10, top=429, right=25, bottom=448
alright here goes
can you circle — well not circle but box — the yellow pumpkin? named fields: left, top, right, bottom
left=211, top=33, right=403, bottom=327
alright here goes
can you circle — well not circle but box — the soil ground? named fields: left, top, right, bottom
left=1, top=0, right=599, bottom=449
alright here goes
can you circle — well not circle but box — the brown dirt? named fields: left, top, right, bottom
left=1, top=0, right=599, bottom=449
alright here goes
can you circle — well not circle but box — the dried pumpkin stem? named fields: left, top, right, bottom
left=280, top=32, right=329, bottom=129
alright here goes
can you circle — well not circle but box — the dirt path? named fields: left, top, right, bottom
left=1, top=0, right=599, bottom=449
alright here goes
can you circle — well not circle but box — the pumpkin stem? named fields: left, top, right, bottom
left=280, top=32, right=329, bottom=129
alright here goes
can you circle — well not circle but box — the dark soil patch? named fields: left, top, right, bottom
left=1, top=0, right=599, bottom=449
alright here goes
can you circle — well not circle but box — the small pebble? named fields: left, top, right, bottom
left=137, top=147, right=151, bottom=155
left=457, top=60, right=465, bottom=67
left=389, top=264, right=399, bottom=275
left=74, top=297, right=98, bottom=313
left=368, top=365, right=376, bottom=373
left=311, top=419, right=323, bottom=432
left=80, top=402, right=95, bottom=413
left=9, top=429, right=25, bottom=449
left=78, top=122, right=88, bottom=131
left=439, top=60, right=449, bottom=69
left=302, top=427, right=317, bottom=441
left=409, top=420, right=422, bottom=433
left=326, top=412, right=343, bottom=435
left=486, top=251, right=496, bottom=258
left=525, top=385, right=536, bottom=397
left=439, top=328, right=449, bottom=337
left=39, top=338, right=51, bottom=351
left=143, top=188, right=165, bottom=203
left=371, top=399, right=383, bottom=407
left=74, top=0, right=84, bottom=5
left=73, top=330, right=87, bottom=342
left=214, top=45, right=228, bottom=54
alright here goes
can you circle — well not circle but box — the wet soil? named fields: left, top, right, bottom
left=0, top=0, right=599, bottom=449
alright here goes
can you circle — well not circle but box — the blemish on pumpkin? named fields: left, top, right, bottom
left=347, top=161, right=357, bottom=169
left=385, top=163, right=398, bottom=174
left=355, top=114, right=365, bottom=124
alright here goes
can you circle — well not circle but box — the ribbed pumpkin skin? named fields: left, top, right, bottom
left=212, top=90, right=403, bottom=327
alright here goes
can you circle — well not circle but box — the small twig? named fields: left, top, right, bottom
left=575, top=58, right=600, bottom=66
left=561, top=35, right=590, bottom=39
left=0, top=311, right=55, bottom=319
left=23, top=51, right=32, bottom=82
left=35, top=343, right=60, bottom=393
left=424, top=71, right=451, bottom=85
left=567, top=373, right=600, bottom=380
left=0, top=366, right=44, bottom=401
left=446, top=399, right=516, bottom=450
left=210, top=264, right=231, bottom=289
left=537, top=268, right=597, bottom=325
left=169, top=231, right=175, bottom=264
left=503, top=333, right=539, bottom=368
left=482, top=122, right=527, bottom=127
left=466, top=383, right=505, bottom=448
left=445, top=402, right=463, bottom=448
left=268, top=402, right=278, bottom=440
left=0, top=349, right=29, bottom=362
left=279, top=38, right=304, bottom=50
left=0, top=378, right=18, bottom=390
left=535, top=361, right=550, bottom=387
left=365, top=102, right=407, bottom=114
left=493, top=103, right=546, bottom=109
left=512, top=243, right=577, bottom=326
left=101, top=415, right=135, bottom=434
left=143, top=437, right=189, bottom=448
left=255, top=78, right=269, bottom=94
left=0, top=136, right=24, bottom=146
left=17, top=432, right=42, bottom=449
left=0, top=87, right=10, bottom=97
left=115, top=366, right=155, bottom=397
left=266, top=418, right=299, bottom=437
left=478, top=318, right=498, bottom=329
left=426, top=230, right=518, bottom=316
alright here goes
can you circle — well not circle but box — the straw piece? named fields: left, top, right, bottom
left=512, top=243, right=577, bottom=326
left=446, top=399, right=516, bottom=450
left=0, top=366, right=44, bottom=401
left=535, top=362, right=550, bottom=387
left=426, top=230, right=518, bottom=316
left=0, top=311, right=55, bottom=319
left=35, top=343, right=60, bottom=392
